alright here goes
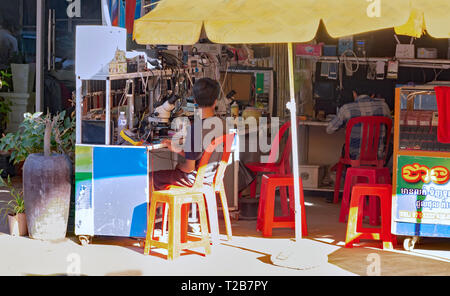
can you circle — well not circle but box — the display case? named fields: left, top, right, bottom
left=74, top=71, right=179, bottom=245
left=392, top=85, right=450, bottom=250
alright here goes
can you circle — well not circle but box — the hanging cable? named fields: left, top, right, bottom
left=340, top=49, right=360, bottom=75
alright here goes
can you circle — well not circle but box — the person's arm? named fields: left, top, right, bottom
left=326, top=107, right=347, bottom=134
left=176, top=123, right=203, bottom=173
left=161, top=138, right=185, bottom=157
left=176, top=159, right=196, bottom=173
left=161, top=138, right=196, bottom=173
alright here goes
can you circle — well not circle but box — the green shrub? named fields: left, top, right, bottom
left=0, top=111, right=75, bottom=165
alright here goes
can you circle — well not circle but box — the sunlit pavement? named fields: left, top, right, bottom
left=0, top=179, right=449, bottom=276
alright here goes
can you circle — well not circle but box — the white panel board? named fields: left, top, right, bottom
left=75, top=26, right=126, bottom=80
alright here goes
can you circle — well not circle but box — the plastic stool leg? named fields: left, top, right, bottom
left=180, top=203, right=189, bottom=243
left=257, top=175, right=269, bottom=231
left=262, top=182, right=276, bottom=237
left=162, top=203, right=168, bottom=239
left=334, top=163, right=343, bottom=203
left=144, top=199, right=158, bottom=255
left=339, top=170, right=354, bottom=223
left=197, top=199, right=212, bottom=256
left=250, top=178, right=257, bottom=198
left=218, top=186, right=233, bottom=240
left=379, top=186, right=396, bottom=249
left=168, top=201, right=181, bottom=260
left=204, top=189, right=220, bottom=245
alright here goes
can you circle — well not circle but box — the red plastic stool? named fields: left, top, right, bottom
left=245, top=120, right=294, bottom=217
left=257, top=174, right=308, bottom=238
left=339, top=167, right=391, bottom=225
left=345, top=184, right=397, bottom=249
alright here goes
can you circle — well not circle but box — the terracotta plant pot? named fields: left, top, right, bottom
left=8, top=213, right=28, bottom=236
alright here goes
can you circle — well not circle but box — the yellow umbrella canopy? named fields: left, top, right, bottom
left=418, top=0, right=450, bottom=38
left=134, top=0, right=413, bottom=45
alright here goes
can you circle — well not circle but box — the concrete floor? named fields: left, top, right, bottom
left=1, top=176, right=450, bottom=276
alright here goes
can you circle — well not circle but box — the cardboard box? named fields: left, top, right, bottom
left=299, top=165, right=325, bottom=188
left=396, top=44, right=415, bottom=58
left=417, top=48, right=438, bottom=59
left=395, top=35, right=414, bottom=59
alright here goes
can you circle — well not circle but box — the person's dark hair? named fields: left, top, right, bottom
left=0, top=14, right=20, bottom=34
left=354, top=87, right=374, bottom=97
left=193, top=78, right=220, bottom=107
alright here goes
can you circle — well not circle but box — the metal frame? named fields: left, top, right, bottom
left=75, top=68, right=201, bottom=145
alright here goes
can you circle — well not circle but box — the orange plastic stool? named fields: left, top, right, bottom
left=339, top=167, right=391, bottom=225
left=144, top=188, right=211, bottom=260
left=345, top=184, right=397, bottom=249
left=257, top=174, right=308, bottom=238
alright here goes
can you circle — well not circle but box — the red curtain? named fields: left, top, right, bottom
left=125, top=0, right=137, bottom=34
left=435, top=86, right=450, bottom=144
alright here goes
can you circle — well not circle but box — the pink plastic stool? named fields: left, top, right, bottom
left=339, top=166, right=391, bottom=225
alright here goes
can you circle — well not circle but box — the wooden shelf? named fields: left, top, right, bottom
left=302, top=55, right=450, bottom=70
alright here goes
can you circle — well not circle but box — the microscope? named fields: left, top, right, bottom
left=147, top=94, right=181, bottom=141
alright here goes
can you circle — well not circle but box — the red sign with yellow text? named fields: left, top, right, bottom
left=395, top=155, right=450, bottom=226
left=402, top=163, right=450, bottom=185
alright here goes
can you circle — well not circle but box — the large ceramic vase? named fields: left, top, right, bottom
left=23, top=153, right=71, bottom=241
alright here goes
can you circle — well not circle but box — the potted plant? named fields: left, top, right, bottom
left=22, top=112, right=74, bottom=241
left=0, top=170, right=27, bottom=236
left=9, top=52, right=35, bottom=94
left=0, top=111, right=75, bottom=172
left=0, top=70, right=13, bottom=134
left=0, top=111, right=75, bottom=240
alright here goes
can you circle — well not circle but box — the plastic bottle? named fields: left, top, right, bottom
left=194, top=103, right=201, bottom=119
left=117, top=111, right=127, bottom=143
left=231, top=101, right=239, bottom=118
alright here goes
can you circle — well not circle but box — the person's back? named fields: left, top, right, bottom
left=326, top=90, right=391, bottom=160
left=181, top=115, right=228, bottom=186
left=152, top=78, right=228, bottom=190
left=0, top=17, right=19, bottom=70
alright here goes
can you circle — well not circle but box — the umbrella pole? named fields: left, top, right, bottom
left=286, top=42, right=302, bottom=242
left=269, top=43, right=326, bottom=270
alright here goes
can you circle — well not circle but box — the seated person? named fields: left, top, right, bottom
left=326, top=87, right=392, bottom=160
left=150, top=77, right=227, bottom=191
left=325, top=88, right=392, bottom=203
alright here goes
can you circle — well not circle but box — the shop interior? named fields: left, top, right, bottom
left=1, top=1, right=450, bottom=265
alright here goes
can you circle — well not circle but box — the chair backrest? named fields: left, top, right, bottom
left=267, top=117, right=306, bottom=174
left=343, top=116, right=392, bottom=167
left=267, top=120, right=293, bottom=167
left=192, top=133, right=236, bottom=189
